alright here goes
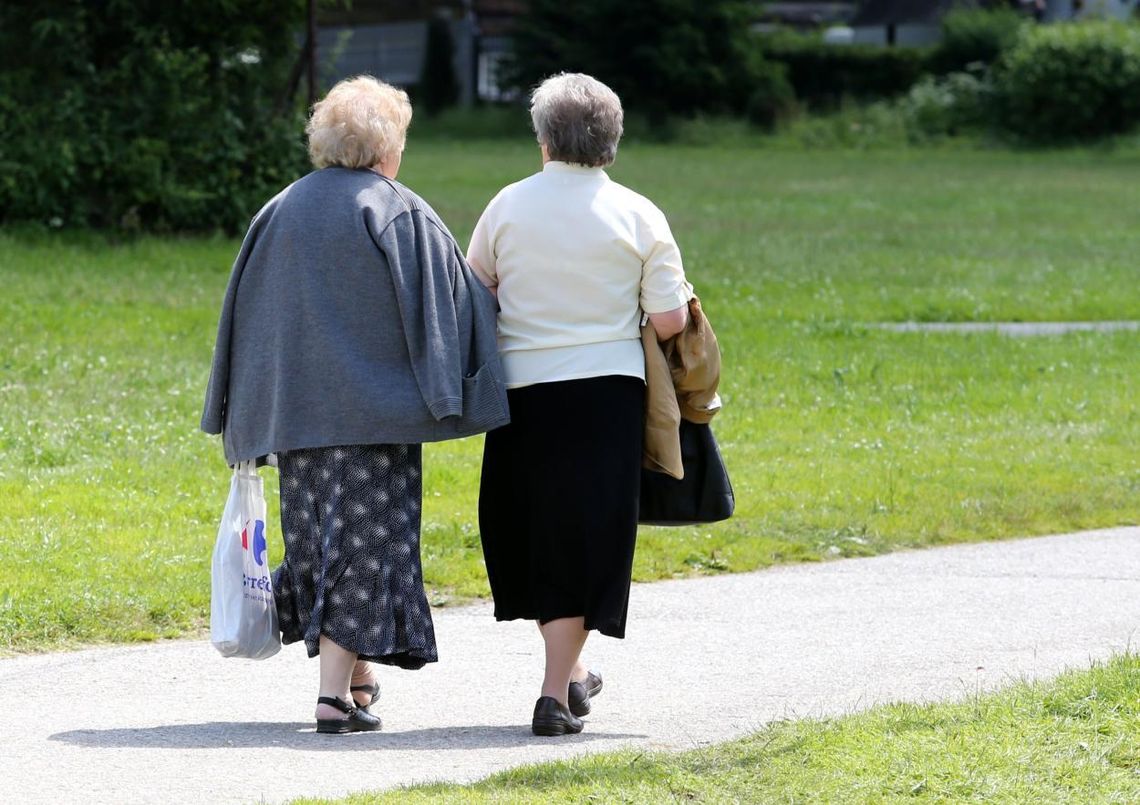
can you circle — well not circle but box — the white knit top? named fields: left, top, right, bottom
left=467, top=160, right=691, bottom=389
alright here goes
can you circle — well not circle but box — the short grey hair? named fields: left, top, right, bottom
left=530, top=73, right=624, bottom=168
left=306, top=75, right=412, bottom=169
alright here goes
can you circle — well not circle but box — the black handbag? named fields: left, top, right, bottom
left=638, top=420, right=735, bottom=526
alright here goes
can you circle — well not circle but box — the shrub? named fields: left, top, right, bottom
left=901, top=72, right=992, bottom=140
left=759, top=32, right=932, bottom=110
left=508, top=0, right=773, bottom=121
left=783, top=102, right=912, bottom=149
left=745, top=62, right=797, bottom=131
left=992, top=21, right=1140, bottom=142
left=930, top=6, right=1027, bottom=74
left=0, top=2, right=310, bottom=232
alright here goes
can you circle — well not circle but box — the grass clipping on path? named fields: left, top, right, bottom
left=299, top=654, right=1140, bottom=804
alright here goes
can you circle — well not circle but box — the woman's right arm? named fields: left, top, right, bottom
left=640, top=206, right=692, bottom=341
left=466, top=202, right=499, bottom=297
left=648, top=304, right=689, bottom=341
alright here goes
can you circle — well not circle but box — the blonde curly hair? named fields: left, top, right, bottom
left=306, top=76, right=412, bottom=169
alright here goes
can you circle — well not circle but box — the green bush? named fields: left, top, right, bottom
left=901, top=72, right=993, bottom=140
left=930, top=6, right=1027, bottom=74
left=745, top=62, right=797, bottom=131
left=781, top=101, right=912, bottom=149
left=0, top=2, right=310, bottom=232
left=760, top=32, right=931, bottom=110
left=993, top=21, right=1140, bottom=142
left=508, top=0, right=772, bottom=121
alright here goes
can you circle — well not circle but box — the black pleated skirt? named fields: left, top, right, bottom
left=272, top=443, right=437, bottom=670
left=478, top=375, right=645, bottom=639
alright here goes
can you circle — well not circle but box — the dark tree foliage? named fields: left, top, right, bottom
left=929, top=6, right=1026, bottom=75
left=507, top=0, right=770, bottom=121
left=0, top=0, right=310, bottom=232
left=419, top=16, right=461, bottom=115
left=760, top=33, right=931, bottom=110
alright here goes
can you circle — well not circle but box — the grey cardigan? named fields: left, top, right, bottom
left=200, top=167, right=509, bottom=464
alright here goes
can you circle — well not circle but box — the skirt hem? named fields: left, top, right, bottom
left=281, top=631, right=438, bottom=670
left=492, top=610, right=626, bottom=640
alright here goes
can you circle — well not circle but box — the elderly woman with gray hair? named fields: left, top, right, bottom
left=468, top=73, right=692, bottom=736
left=202, top=76, right=508, bottom=734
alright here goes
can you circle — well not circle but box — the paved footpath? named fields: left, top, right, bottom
left=2, top=527, right=1138, bottom=804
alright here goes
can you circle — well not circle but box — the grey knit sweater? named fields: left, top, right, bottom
left=200, top=167, right=509, bottom=464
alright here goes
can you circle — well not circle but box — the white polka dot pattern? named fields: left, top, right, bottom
left=272, top=444, right=437, bottom=669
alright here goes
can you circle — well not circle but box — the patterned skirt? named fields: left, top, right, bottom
left=272, top=443, right=437, bottom=669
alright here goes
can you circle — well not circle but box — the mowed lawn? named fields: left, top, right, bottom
left=1, top=142, right=1137, bottom=650
left=296, top=653, right=1140, bottom=804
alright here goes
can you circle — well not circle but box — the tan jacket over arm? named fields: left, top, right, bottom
left=642, top=295, right=722, bottom=480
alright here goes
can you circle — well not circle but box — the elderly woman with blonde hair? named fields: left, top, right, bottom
left=202, top=76, right=508, bottom=734
left=468, top=73, right=692, bottom=736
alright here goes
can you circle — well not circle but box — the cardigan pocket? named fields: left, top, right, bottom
left=461, top=361, right=510, bottom=429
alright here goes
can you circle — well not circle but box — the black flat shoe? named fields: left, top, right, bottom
left=350, top=681, right=380, bottom=710
left=568, top=671, right=603, bottom=717
left=315, top=695, right=382, bottom=734
left=531, top=696, right=583, bottom=736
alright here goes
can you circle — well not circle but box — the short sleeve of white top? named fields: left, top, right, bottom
left=467, top=161, right=692, bottom=389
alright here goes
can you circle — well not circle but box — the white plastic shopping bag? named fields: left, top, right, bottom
left=210, top=461, right=281, bottom=659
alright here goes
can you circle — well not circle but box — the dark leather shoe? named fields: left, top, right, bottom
left=315, top=695, right=382, bottom=734
left=531, top=696, right=583, bottom=736
left=568, top=671, right=603, bottom=717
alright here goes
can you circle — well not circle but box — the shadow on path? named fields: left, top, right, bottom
left=50, top=722, right=647, bottom=751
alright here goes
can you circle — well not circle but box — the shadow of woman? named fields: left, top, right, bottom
left=50, top=722, right=647, bottom=752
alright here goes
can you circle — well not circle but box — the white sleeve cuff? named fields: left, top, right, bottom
left=640, top=281, right=693, bottom=314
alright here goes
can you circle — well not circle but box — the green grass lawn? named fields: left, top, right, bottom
left=293, top=653, right=1140, bottom=804
left=1, top=142, right=1138, bottom=650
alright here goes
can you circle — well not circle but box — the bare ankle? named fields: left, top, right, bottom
left=315, top=697, right=351, bottom=720
left=540, top=686, right=569, bottom=707
left=351, top=661, right=376, bottom=686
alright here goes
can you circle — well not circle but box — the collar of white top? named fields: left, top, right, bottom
left=542, top=160, right=606, bottom=176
